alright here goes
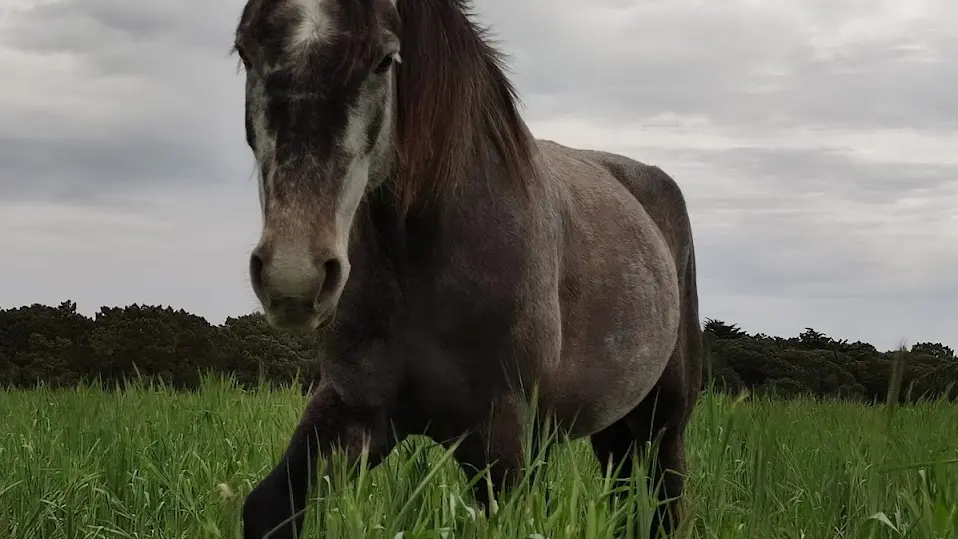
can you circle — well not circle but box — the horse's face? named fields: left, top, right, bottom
left=234, top=0, right=400, bottom=331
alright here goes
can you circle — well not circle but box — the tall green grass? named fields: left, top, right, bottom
left=1, top=376, right=956, bottom=538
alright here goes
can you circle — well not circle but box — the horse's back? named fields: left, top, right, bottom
left=533, top=139, right=689, bottom=436
left=570, top=148, right=693, bottom=267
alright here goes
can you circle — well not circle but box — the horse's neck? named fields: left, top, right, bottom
left=349, top=187, right=437, bottom=286
left=350, top=154, right=519, bottom=281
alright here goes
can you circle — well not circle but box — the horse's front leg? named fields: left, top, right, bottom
left=242, top=386, right=394, bottom=539
left=449, top=395, right=529, bottom=513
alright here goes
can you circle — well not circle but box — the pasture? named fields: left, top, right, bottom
left=2, top=377, right=956, bottom=539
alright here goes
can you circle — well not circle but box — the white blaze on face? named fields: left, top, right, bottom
left=257, top=166, right=267, bottom=216
left=333, top=100, right=378, bottom=243
left=246, top=81, right=275, bottom=219
left=245, top=0, right=397, bottom=239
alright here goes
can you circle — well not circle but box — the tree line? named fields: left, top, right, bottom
left=1, top=301, right=955, bottom=402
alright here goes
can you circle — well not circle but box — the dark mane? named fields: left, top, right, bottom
left=392, top=0, right=539, bottom=214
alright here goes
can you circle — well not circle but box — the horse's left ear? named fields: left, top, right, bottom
left=390, top=51, right=402, bottom=64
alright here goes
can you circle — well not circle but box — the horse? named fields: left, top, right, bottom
left=231, top=0, right=702, bottom=537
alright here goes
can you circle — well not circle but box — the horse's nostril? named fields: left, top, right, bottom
left=250, top=251, right=265, bottom=291
left=319, top=258, right=342, bottom=298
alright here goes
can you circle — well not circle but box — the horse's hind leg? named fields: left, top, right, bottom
left=591, top=375, right=690, bottom=538
left=590, top=418, right=639, bottom=510
left=628, top=389, right=689, bottom=539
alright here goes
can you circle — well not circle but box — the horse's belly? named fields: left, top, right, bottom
left=530, top=144, right=682, bottom=437
left=546, top=338, right=675, bottom=438
left=545, top=230, right=681, bottom=437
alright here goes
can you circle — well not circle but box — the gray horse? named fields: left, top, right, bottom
left=232, top=0, right=702, bottom=537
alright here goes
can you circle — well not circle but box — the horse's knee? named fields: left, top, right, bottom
left=452, top=440, right=524, bottom=510
left=450, top=399, right=529, bottom=508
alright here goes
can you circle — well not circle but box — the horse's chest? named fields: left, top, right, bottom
left=395, top=359, right=487, bottom=436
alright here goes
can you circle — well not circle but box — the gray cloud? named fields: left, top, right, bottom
left=1, top=0, right=955, bottom=350
left=6, top=0, right=237, bottom=53
left=0, top=134, right=237, bottom=202
left=0, top=0, right=248, bottom=200
left=476, top=0, right=958, bottom=131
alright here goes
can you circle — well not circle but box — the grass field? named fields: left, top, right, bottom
left=2, top=377, right=957, bottom=539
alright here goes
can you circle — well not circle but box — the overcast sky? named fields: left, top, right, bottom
left=1, top=0, right=955, bottom=351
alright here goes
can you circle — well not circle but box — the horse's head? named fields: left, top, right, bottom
left=233, top=0, right=400, bottom=331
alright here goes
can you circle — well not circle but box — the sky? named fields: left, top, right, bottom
left=1, top=0, right=955, bottom=351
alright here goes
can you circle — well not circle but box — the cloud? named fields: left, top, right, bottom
left=0, top=185, right=263, bottom=322
left=0, top=0, right=249, bottom=201
left=477, top=0, right=958, bottom=131
left=1, top=0, right=955, bottom=350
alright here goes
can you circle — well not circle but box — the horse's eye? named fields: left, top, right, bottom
left=373, top=51, right=401, bottom=75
